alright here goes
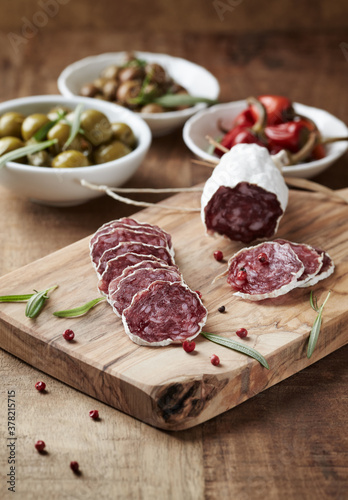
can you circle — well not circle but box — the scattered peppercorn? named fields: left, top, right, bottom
left=35, top=440, right=46, bottom=452
left=210, top=354, right=220, bottom=366
left=237, top=268, right=247, bottom=281
left=236, top=328, right=248, bottom=339
left=63, top=329, right=75, bottom=341
left=35, top=381, right=46, bottom=392
left=89, top=410, right=99, bottom=420
left=258, top=252, right=268, bottom=264
left=70, top=461, right=79, bottom=473
left=182, top=340, right=196, bottom=353
left=213, top=250, right=224, bottom=262
left=218, top=305, right=226, bottom=313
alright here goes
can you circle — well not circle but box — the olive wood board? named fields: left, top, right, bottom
left=0, top=188, right=347, bottom=431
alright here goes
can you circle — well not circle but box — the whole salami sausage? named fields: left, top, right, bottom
left=109, top=267, right=183, bottom=316
left=201, top=144, right=288, bottom=244
left=97, top=241, right=175, bottom=278
left=227, top=241, right=304, bottom=300
left=122, top=281, right=208, bottom=346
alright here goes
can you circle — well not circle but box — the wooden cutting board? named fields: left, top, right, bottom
left=0, top=188, right=347, bottom=431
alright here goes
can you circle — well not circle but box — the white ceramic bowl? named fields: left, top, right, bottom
left=183, top=100, right=348, bottom=178
left=0, top=95, right=151, bottom=206
left=58, top=51, right=220, bottom=137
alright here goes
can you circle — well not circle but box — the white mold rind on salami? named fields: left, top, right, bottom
left=97, top=241, right=175, bottom=278
left=274, top=239, right=324, bottom=286
left=201, top=144, right=289, bottom=244
left=227, top=241, right=304, bottom=301
left=302, top=249, right=335, bottom=287
left=109, top=267, right=183, bottom=317
left=122, top=281, right=208, bottom=346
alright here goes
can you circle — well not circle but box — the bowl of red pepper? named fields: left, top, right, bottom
left=183, top=96, right=348, bottom=178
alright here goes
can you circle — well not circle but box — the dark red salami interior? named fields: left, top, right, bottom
left=204, top=182, right=283, bottom=244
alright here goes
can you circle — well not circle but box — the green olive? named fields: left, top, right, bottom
left=52, top=150, right=90, bottom=168
left=94, top=140, right=131, bottom=164
left=47, top=106, right=72, bottom=121
left=47, top=122, right=70, bottom=149
left=21, top=114, right=50, bottom=141
left=80, top=109, right=112, bottom=146
left=27, top=150, right=51, bottom=167
left=0, top=112, right=25, bottom=138
left=0, top=136, right=24, bottom=156
left=111, top=122, right=136, bottom=148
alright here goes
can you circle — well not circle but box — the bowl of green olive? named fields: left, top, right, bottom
left=58, top=52, right=220, bottom=136
left=0, top=95, right=151, bottom=206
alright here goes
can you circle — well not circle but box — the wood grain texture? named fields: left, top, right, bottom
left=0, top=188, right=347, bottom=431
left=1, top=20, right=348, bottom=499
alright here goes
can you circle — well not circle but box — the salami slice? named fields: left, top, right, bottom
left=90, top=227, right=170, bottom=268
left=227, top=241, right=304, bottom=301
left=90, top=218, right=173, bottom=253
left=97, top=241, right=175, bottom=277
left=303, top=248, right=335, bottom=287
left=274, top=239, right=324, bottom=285
left=97, top=253, right=166, bottom=287
left=201, top=144, right=288, bottom=243
left=122, top=281, right=208, bottom=346
left=106, top=261, right=179, bottom=298
left=110, top=268, right=183, bottom=317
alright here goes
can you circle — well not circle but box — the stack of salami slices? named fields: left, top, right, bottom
left=90, top=218, right=207, bottom=346
left=227, top=239, right=334, bottom=301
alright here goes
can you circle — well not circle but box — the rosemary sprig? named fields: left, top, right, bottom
left=307, top=290, right=331, bottom=358
left=0, top=139, right=57, bottom=168
left=0, top=293, right=34, bottom=302
left=62, top=103, right=84, bottom=150
left=153, top=93, right=218, bottom=108
left=201, top=332, right=269, bottom=369
left=53, top=297, right=106, bottom=318
left=25, top=285, right=58, bottom=318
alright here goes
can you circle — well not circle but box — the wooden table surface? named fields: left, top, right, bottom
left=1, top=22, right=348, bottom=500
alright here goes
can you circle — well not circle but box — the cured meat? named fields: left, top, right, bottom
left=90, top=217, right=173, bottom=253
left=97, top=253, right=166, bottom=287
left=227, top=241, right=304, bottom=301
left=304, top=248, right=335, bottom=287
left=201, top=144, right=288, bottom=243
left=97, top=241, right=175, bottom=277
left=106, top=261, right=180, bottom=297
left=109, top=267, right=183, bottom=316
left=122, top=281, right=207, bottom=346
left=90, top=227, right=170, bottom=268
left=274, top=239, right=323, bottom=285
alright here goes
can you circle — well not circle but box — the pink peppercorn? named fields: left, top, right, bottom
left=236, top=328, right=248, bottom=339
left=210, top=354, right=220, bottom=366
left=182, top=340, right=196, bottom=353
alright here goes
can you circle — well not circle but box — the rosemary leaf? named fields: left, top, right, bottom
left=0, top=139, right=58, bottom=168
left=201, top=332, right=269, bottom=369
left=53, top=297, right=106, bottom=318
left=0, top=293, right=34, bottom=302
left=63, top=103, right=84, bottom=150
left=307, top=291, right=331, bottom=359
left=25, top=285, right=58, bottom=319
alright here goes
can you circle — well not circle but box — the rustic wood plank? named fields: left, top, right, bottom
left=0, top=188, right=347, bottom=431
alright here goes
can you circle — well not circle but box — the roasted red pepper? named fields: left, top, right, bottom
left=231, top=108, right=256, bottom=128
left=215, top=126, right=264, bottom=157
left=251, top=95, right=294, bottom=126
left=264, top=120, right=310, bottom=154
